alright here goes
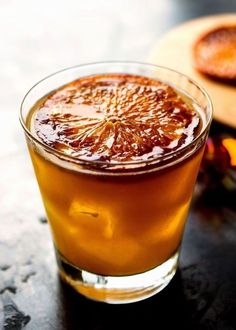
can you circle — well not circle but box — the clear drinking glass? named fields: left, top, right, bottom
left=20, top=62, right=212, bottom=303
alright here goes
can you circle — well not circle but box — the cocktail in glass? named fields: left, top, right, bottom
left=20, top=62, right=212, bottom=303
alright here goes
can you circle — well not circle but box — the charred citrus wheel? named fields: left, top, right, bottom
left=193, top=26, right=236, bottom=81
left=31, top=74, right=201, bottom=162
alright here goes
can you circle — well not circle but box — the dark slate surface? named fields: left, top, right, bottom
left=1, top=0, right=236, bottom=329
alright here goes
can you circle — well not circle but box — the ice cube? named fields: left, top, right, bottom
left=69, top=200, right=115, bottom=239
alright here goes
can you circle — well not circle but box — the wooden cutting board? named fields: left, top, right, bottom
left=148, top=14, right=236, bottom=128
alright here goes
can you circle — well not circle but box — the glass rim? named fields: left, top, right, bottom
left=20, top=61, right=213, bottom=168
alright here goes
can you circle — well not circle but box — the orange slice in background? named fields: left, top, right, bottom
left=193, top=26, right=236, bottom=81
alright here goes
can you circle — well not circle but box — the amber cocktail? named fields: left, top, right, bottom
left=20, top=62, right=212, bottom=303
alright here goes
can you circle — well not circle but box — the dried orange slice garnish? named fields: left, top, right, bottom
left=193, top=26, right=236, bottom=81
left=32, top=74, right=201, bottom=162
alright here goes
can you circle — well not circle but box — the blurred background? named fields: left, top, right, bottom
left=1, top=0, right=235, bottom=115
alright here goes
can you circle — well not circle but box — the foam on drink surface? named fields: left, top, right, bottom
left=29, top=74, right=202, bottom=162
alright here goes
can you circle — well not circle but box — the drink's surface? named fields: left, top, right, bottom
left=27, top=73, right=204, bottom=275
left=29, top=74, right=201, bottom=162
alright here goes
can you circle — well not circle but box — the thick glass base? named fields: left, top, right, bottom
left=56, top=250, right=179, bottom=304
